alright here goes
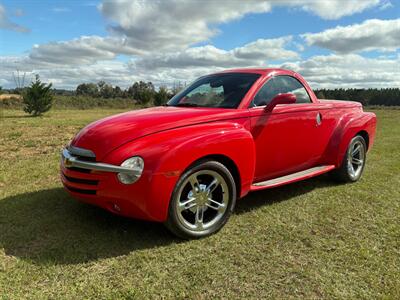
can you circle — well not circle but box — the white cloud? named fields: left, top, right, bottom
left=280, top=54, right=400, bottom=88
left=133, top=37, right=298, bottom=70
left=28, top=36, right=142, bottom=65
left=0, top=36, right=298, bottom=88
left=293, top=0, right=381, bottom=20
left=302, top=19, right=400, bottom=53
left=233, top=37, right=298, bottom=60
left=379, top=1, right=393, bottom=10
left=37, top=61, right=136, bottom=89
left=2, top=52, right=399, bottom=90
left=0, top=58, right=137, bottom=90
left=7, top=34, right=296, bottom=72
left=98, top=0, right=384, bottom=53
left=99, top=0, right=272, bottom=52
left=0, top=4, right=29, bottom=32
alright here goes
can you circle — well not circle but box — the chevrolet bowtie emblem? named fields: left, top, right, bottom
left=64, top=157, right=72, bottom=167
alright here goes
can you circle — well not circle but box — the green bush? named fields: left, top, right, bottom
left=127, top=81, right=155, bottom=105
left=154, top=86, right=171, bottom=106
left=23, top=75, right=53, bottom=116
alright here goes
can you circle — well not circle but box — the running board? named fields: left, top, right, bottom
left=250, top=165, right=336, bottom=191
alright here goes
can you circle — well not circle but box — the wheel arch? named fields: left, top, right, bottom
left=335, top=112, right=376, bottom=166
left=319, top=112, right=376, bottom=167
left=356, top=130, right=369, bottom=149
left=185, top=154, right=242, bottom=199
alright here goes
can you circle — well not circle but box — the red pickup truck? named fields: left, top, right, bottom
left=61, top=68, right=377, bottom=238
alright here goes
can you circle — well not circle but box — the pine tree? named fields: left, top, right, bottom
left=23, top=75, right=53, bottom=116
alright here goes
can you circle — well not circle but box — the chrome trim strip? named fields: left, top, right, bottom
left=61, top=148, right=141, bottom=175
left=253, top=165, right=334, bottom=186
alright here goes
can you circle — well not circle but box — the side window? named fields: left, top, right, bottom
left=281, top=76, right=312, bottom=104
left=253, top=75, right=311, bottom=107
left=253, top=77, right=278, bottom=107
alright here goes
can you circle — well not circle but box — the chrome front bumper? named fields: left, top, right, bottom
left=61, top=147, right=140, bottom=175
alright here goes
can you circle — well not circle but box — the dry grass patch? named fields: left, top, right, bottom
left=0, top=94, right=22, bottom=101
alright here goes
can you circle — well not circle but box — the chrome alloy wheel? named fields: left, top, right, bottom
left=347, top=140, right=366, bottom=180
left=175, top=170, right=229, bottom=232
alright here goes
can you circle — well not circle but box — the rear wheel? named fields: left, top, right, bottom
left=331, top=135, right=367, bottom=182
left=165, top=160, right=236, bottom=239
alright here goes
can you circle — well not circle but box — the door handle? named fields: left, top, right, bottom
left=316, top=113, right=322, bottom=126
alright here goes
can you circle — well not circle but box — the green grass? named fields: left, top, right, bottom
left=0, top=108, right=399, bottom=299
left=0, top=95, right=141, bottom=110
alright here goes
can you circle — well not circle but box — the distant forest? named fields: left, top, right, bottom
left=2, top=81, right=399, bottom=106
left=315, top=88, right=400, bottom=106
left=61, top=84, right=400, bottom=106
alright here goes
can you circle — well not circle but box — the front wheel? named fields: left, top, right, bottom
left=165, top=160, right=236, bottom=239
left=331, top=135, right=367, bottom=182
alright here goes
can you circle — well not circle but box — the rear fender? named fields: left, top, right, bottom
left=322, top=112, right=376, bottom=167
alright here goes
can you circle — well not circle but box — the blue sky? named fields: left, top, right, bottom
left=0, top=0, right=399, bottom=89
left=212, top=4, right=398, bottom=58
left=0, top=1, right=106, bottom=55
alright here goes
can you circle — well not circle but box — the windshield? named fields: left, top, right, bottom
left=167, top=73, right=260, bottom=108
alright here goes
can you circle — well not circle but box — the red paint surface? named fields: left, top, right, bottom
left=61, top=69, right=377, bottom=222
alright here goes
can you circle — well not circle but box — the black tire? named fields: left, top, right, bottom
left=164, top=160, right=237, bottom=239
left=330, top=135, right=367, bottom=183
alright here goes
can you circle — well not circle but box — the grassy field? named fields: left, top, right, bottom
left=0, top=108, right=399, bottom=299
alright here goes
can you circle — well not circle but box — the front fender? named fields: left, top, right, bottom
left=154, top=122, right=256, bottom=192
left=104, top=120, right=255, bottom=221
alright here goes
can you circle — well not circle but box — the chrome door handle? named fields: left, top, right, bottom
left=316, top=113, right=322, bottom=126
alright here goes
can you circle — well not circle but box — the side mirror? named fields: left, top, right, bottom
left=264, top=93, right=296, bottom=112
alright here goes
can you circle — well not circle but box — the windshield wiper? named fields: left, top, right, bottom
left=174, top=103, right=200, bottom=107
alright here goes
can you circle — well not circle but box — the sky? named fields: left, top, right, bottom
left=0, top=0, right=399, bottom=90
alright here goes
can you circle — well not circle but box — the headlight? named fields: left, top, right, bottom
left=117, top=156, right=144, bottom=184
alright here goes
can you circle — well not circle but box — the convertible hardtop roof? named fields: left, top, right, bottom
left=215, top=68, right=294, bottom=76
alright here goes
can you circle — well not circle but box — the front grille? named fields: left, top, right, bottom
left=63, top=146, right=99, bottom=196
left=65, top=186, right=96, bottom=195
left=75, top=155, right=96, bottom=162
left=63, top=173, right=99, bottom=185
left=68, top=167, right=92, bottom=174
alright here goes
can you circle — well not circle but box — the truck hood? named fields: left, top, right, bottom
left=71, top=106, right=245, bottom=160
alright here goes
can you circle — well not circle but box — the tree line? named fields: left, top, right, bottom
left=2, top=81, right=399, bottom=107
left=74, top=82, right=400, bottom=106
left=75, top=81, right=185, bottom=106
left=315, top=88, right=400, bottom=106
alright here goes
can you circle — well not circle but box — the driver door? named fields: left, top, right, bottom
left=250, top=75, right=321, bottom=182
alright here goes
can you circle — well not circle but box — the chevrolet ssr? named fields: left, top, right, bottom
left=61, top=68, right=377, bottom=238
